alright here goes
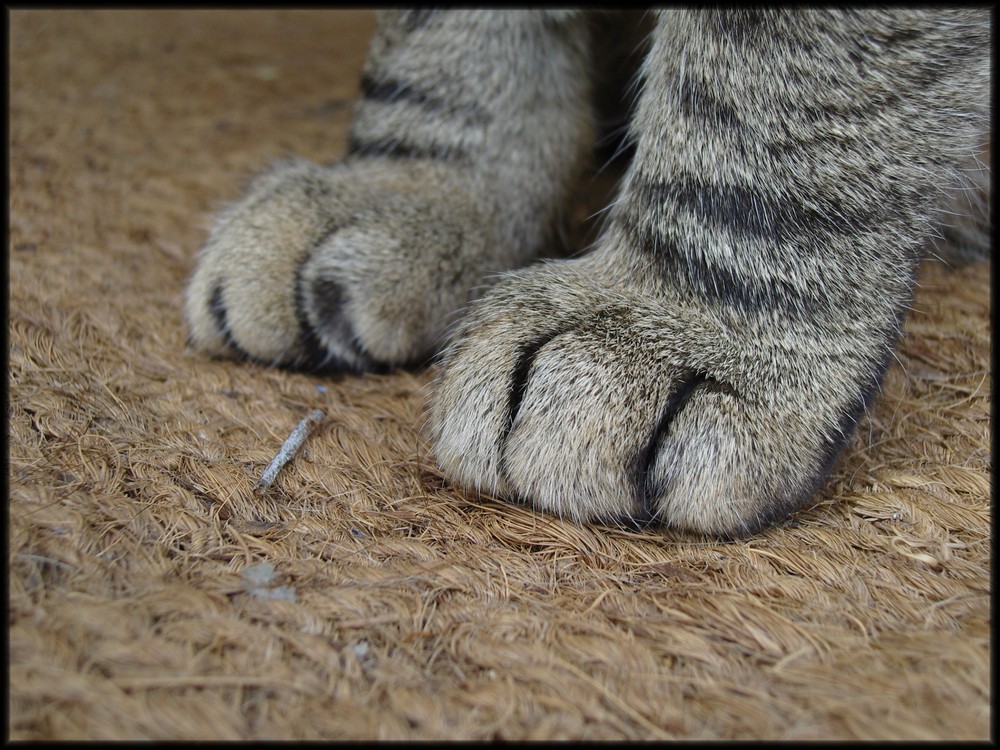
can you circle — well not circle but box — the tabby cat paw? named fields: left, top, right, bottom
left=431, top=259, right=885, bottom=537
left=186, top=159, right=492, bottom=371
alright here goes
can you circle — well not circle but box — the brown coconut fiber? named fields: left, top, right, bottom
left=8, top=9, right=992, bottom=741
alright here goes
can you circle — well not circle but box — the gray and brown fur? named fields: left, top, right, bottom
left=186, top=9, right=991, bottom=537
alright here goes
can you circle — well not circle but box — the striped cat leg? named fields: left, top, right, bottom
left=186, top=10, right=594, bottom=371
left=432, top=8, right=990, bottom=536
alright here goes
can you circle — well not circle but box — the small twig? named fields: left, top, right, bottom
left=255, top=409, right=325, bottom=491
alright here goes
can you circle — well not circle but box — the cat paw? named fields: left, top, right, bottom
left=431, top=259, right=886, bottom=537
left=186, top=158, right=493, bottom=371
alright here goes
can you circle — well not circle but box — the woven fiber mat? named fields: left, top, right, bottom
left=8, top=10, right=991, bottom=740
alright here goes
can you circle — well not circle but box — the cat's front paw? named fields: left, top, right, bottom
left=186, top=159, right=491, bottom=371
left=431, top=260, right=885, bottom=537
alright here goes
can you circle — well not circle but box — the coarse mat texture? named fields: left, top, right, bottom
left=8, top=9, right=992, bottom=741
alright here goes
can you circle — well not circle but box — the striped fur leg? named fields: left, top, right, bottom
left=186, top=10, right=594, bottom=371
left=431, top=9, right=990, bottom=536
